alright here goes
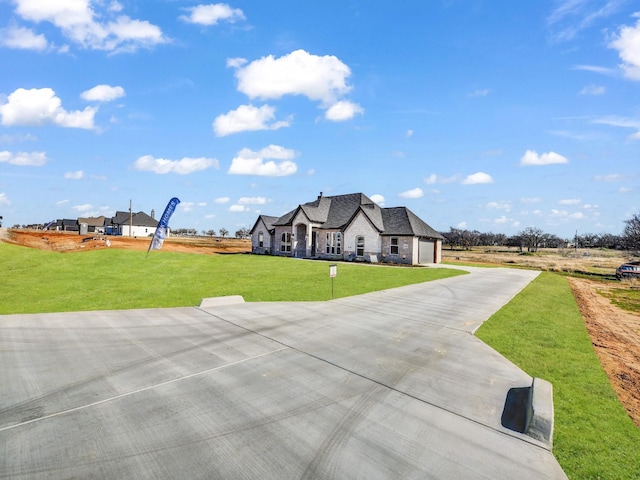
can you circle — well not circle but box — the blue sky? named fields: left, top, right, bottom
left=0, top=0, right=638, bottom=238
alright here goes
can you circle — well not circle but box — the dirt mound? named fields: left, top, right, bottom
left=569, top=278, right=640, bottom=427
left=1, top=229, right=251, bottom=254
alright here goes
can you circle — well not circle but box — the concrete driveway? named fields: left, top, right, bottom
left=0, top=266, right=567, bottom=479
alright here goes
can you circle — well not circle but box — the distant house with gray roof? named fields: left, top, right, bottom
left=105, top=211, right=158, bottom=237
left=250, top=192, right=444, bottom=264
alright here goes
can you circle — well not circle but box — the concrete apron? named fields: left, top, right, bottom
left=1, top=267, right=567, bottom=479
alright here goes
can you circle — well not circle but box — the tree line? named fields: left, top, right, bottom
left=172, top=227, right=251, bottom=239
left=441, top=213, right=640, bottom=253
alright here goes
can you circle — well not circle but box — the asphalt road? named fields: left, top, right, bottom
left=0, top=266, right=567, bottom=479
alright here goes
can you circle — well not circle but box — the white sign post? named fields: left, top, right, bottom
left=329, top=264, right=337, bottom=299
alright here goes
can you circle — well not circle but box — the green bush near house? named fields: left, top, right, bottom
left=476, top=272, right=640, bottom=479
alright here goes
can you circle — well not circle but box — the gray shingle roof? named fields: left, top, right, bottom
left=250, top=215, right=279, bottom=234
left=108, top=211, right=158, bottom=228
left=381, top=207, right=444, bottom=239
left=268, top=193, right=442, bottom=239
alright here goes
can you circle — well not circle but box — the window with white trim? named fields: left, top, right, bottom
left=326, top=232, right=342, bottom=254
left=281, top=232, right=291, bottom=252
left=356, top=235, right=365, bottom=257
left=258, top=231, right=264, bottom=247
left=390, top=237, right=399, bottom=255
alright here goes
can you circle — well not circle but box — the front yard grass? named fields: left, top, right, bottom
left=0, top=242, right=465, bottom=314
left=476, top=272, right=640, bottom=479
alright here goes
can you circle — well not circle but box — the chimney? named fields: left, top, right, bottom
left=318, top=192, right=323, bottom=199
left=151, top=209, right=155, bottom=219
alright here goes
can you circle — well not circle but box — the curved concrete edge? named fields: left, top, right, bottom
left=527, top=377, right=554, bottom=448
left=199, top=295, right=245, bottom=308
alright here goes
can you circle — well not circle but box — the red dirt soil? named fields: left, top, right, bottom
left=1, top=229, right=250, bottom=254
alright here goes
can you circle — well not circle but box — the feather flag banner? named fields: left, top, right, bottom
left=147, top=197, right=180, bottom=255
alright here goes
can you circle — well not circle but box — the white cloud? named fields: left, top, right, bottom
left=232, top=49, right=352, bottom=105
left=399, top=187, right=424, bottom=199
left=324, top=100, right=364, bottom=121
left=213, top=104, right=289, bottom=136
left=229, top=204, right=249, bottom=212
left=228, top=145, right=297, bottom=176
left=485, top=201, right=511, bottom=211
left=550, top=209, right=584, bottom=220
left=423, top=173, right=459, bottom=184
left=0, top=192, right=10, bottom=206
left=0, top=150, right=47, bottom=166
left=179, top=201, right=195, bottom=212
left=595, top=173, right=624, bottom=182
left=469, top=89, right=489, bottom=97
left=81, top=84, right=125, bottom=102
left=521, top=197, right=541, bottom=204
left=579, top=84, right=605, bottom=95
left=214, top=197, right=230, bottom=203
left=0, top=88, right=96, bottom=129
left=12, top=0, right=167, bottom=53
left=72, top=203, right=94, bottom=214
left=520, top=150, right=568, bottom=166
left=132, top=155, right=219, bottom=174
left=64, top=170, right=84, bottom=179
left=0, top=133, right=37, bottom=144
left=547, top=0, right=623, bottom=42
left=609, top=18, right=640, bottom=80
left=370, top=194, right=385, bottom=206
left=559, top=198, right=581, bottom=205
left=0, top=26, right=48, bottom=50
left=494, top=215, right=509, bottom=224
left=592, top=115, right=640, bottom=139
left=462, top=172, right=494, bottom=184
left=572, top=64, right=617, bottom=75
left=226, top=57, right=246, bottom=68
left=237, top=196, right=267, bottom=205
left=180, top=4, right=245, bottom=25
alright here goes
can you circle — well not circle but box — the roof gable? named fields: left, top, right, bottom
left=381, top=207, right=443, bottom=238
left=250, top=215, right=279, bottom=234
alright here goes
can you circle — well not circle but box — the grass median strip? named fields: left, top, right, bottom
left=0, top=242, right=465, bottom=314
left=476, top=272, right=640, bottom=480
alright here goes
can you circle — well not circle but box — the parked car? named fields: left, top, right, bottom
left=616, top=261, right=640, bottom=279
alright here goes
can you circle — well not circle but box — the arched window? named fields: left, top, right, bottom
left=356, top=235, right=365, bottom=257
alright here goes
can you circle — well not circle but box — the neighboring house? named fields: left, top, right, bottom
left=105, top=211, right=158, bottom=237
left=54, top=219, right=80, bottom=232
left=78, top=216, right=106, bottom=234
left=250, top=192, right=444, bottom=264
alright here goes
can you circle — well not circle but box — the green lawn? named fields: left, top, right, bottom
left=3, top=243, right=639, bottom=478
left=476, top=272, right=640, bottom=479
left=0, top=242, right=464, bottom=314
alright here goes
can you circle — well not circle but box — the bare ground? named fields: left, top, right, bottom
left=0, top=229, right=251, bottom=254
left=568, top=278, right=640, bottom=427
left=3, top=230, right=639, bottom=426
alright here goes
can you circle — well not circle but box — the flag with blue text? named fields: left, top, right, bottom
left=147, top=197, right=180, bottom=255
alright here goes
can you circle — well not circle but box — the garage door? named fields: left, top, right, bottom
left=418, top=239, right=434, bottom=264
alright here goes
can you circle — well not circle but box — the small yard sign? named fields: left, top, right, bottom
left=329, top=264, right=337, bottom=299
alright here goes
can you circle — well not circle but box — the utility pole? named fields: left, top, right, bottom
left=129, top=199, right=133, bottom=237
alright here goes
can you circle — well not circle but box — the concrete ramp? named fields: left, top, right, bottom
left=0, top=267, right=567, bottom=479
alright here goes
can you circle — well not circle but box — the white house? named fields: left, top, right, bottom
left=250, top=192, right=444, bottom=265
